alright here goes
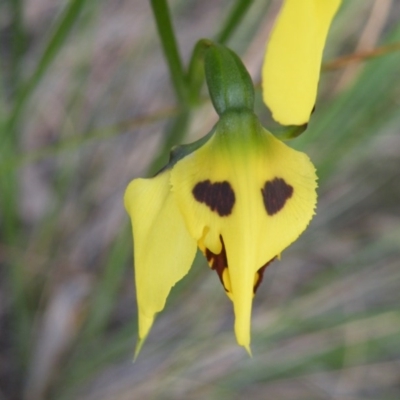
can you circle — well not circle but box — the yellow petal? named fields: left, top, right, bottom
left=171, top=111, right=317, bottom=350
left=262, top=0, right=341, bottom=125
left=124, top=171, right=197, bottom=350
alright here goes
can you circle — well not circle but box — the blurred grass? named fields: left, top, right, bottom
left=1, top=0, right=400, bottom=399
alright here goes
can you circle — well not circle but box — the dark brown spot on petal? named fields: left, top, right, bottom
left=261, top=178, right=293, bottom=216
left=253, top=257, right=276, bottom=293
left=193, top=180, right=235, bottom=216
left=205, top=237, right=277, bottom=295
left=205, top=236, right=229, bottom=292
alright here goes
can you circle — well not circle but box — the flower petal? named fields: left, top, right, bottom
left=262, top=0, right=341, bottom=125
left=171, top=112, right=317, bottom=350
left=124, top=172, right=197, bottom=351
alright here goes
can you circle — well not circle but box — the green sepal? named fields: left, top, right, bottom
left=273, top=122, right=309, bottom=141
left=155, top=126, right=216, bottom=176
left=204, top=43, right=255, bottom=116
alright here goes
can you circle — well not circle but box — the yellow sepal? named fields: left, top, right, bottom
left=262, top=0, right=341, bottom=125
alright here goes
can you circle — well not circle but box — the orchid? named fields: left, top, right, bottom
left=125, top=0, right=341, bottom=355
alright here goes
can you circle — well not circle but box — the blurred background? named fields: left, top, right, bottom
left=1, top=0, right=400, bottom=399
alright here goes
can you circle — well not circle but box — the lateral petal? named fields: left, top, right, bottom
left=124, top=172, right=197, bottom=350
left=262, top=0, right=341, bottom=125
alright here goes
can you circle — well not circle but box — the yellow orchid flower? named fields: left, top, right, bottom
left=125, top=0, right=340, bottom=355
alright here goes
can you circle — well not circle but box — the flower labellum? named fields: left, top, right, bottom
left=125, top=43, right=317, bottom=356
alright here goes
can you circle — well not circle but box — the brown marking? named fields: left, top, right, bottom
left=193, top=180, right=235, bottom=216
left=261, top=178, right=293, bottom=216
left=205, top=236, right=229, bottom=292
left=253, top=257, right=277, bottom=293
left=205, top=236, right=277, bottom=295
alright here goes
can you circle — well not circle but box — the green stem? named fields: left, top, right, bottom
left=215, top=0, right=255, bottom=44
left=10, top=0, right=26, bottom=94
left=150, top=0, right=189, bottom=105
left=7, top=0, right=88, bottom=132
left=1, top=0, right=89, bottom=242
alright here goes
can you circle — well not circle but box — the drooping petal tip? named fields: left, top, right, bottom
left=133, top=335, right=148, bottom=362
left=244, top=343, right=252, bottom=357
left=262, top=0, right=341, bottom=125
left=124, top=172, right=197, bottom=357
